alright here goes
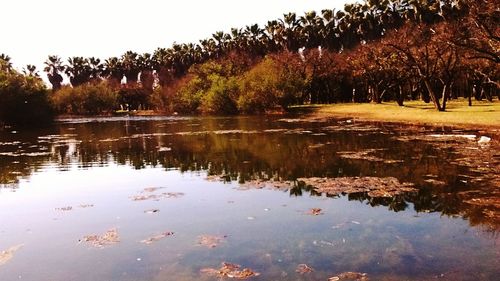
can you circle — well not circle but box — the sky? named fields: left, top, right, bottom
left=2, top=0, right=350, bottom=74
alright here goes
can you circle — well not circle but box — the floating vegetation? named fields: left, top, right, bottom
left=78, top=204, right=94, bottom=208
left=140, top=232, right=174, bottom=245
left=80, top=228, right=119, bottom=248
left=331, top=221, right=362, bottom=230
left=197, top=235, right=227, bottom=248
left=239, top=179, right=293, bottom=191
left=143, top=187, right=168, bottom=193
left=131, top=187, right=184, bottom=201
left=0, top=244, right=23, bottom=266
left=307, top=208, right=324, bottom=216
left=131, top=192, right=184, bottom=201
left=298, top=177, right=416, bottom=198
left=201, top=262, right=260, bottom=279
left=312, top=240, right=336, bottom=247
left=296, top=263, right=314, bottom=274
left=56, top=204, right=94, bottom=211
left=423, top=179, right=447, bottom=186
left=328, top=272, right=369, bottom=281
left=337, top=149, right=403, bottom=164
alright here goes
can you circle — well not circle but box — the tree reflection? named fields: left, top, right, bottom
left=0, top=117, right=498, bottom=230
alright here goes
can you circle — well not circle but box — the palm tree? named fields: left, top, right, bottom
left=320, top=9, right=342, bottom=51
left=281, top=12, right=302, bottom=51
left=103, top=57, right=124, bottom=87
left=264, top=20, right=284, bottom=53
left=300, top=11, right=324, bottom=49
left=200, top=38, right=218, bottom=59
left=152, top=47, right=172, bottom=87
left=65, top=56, right=91, bottom=87
left=44, top=55, right=64, bottom=91
left=0, top=54, right=13, bottom=72
left=138, top=53, right=154, bottom=92
left=23, top=65, right=39, bottom=77
left=121, top=51, right=140, bottom=85
left=88, top=57, right=103, bottom=83
left=243, top=24, right=265, bottom=56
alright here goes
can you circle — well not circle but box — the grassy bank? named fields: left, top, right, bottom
left=298, top=99, right=500, bottom=130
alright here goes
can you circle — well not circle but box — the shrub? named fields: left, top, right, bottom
left=50, top=82, right=118, bottom=115
left=237, top=56, right=306, bottom=113
left=117, top=84, right=149, bottom=111
left=201, top=75, right=238, bottom=114
left=171, top=76, right=205, bottom=114
left=0, top=70, right=53, bottom=126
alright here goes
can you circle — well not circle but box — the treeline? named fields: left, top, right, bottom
left=1, top=0, right=499, bottom=122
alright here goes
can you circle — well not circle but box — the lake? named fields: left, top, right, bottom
left=0, top=116, right=498, bottom=281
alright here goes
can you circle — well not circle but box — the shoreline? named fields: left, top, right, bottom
left=294, top=99, right=500, bottom=133
left=51, top=99, right=500, bottom=134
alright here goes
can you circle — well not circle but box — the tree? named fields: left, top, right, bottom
left=23, top=65, right=40, bottom=78
left=88, top=57, right=103, bottom=83
left=103, top=57, right=124, bottom=87
left=1, top=61, right=53, bottom=125
left=0, top=54, right=13, bottom=72
left=138, top=53, right=154, bottom=93
left=44, top=55, right=64, bottom=91
left=65, top=56, right=91, bottom=87
left=121, top=51, right=140, bottom=84
left=384, top=23, right=462, bottom=111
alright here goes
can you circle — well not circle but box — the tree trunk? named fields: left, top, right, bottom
left=441, top=83, right=450, bottom=111
left=423, top=79, right=443, bottom=111
left=396, top=85, right=404, bottom=106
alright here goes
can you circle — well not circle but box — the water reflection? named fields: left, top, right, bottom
left=0, top=116, right=498, bottom=232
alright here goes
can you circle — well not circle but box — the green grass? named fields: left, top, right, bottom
left=300, top=99, right=500, bottom=129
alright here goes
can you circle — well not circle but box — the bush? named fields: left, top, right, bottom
left=0, top=70, right=53, bottom=126
left=170, top=55, right=306, bottom=115
left=171, top=76, right=205, bottom=114
left=117, top=84, right=150, bottom=111
left=173, top=59, right=249, bottom=114
left=237, top=56, right=306, bottom=113
left=201, top=75, right=238, bottom=114
left=50, top=82, right=118, bottom=115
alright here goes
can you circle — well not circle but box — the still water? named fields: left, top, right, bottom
left=0, top=116, right=498, bottom=281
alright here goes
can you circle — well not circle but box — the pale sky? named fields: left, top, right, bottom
left=2, top=0, right=350, bottom=73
